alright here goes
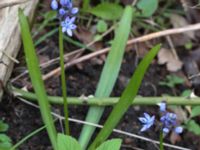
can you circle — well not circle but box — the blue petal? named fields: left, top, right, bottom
left=160, top=116, right=166, bottom=122
left=174, top=126, right=183, bottom=134
left=69, top=24, right=77, bottom=30
left=69, top=17, right=76, bottom=23
left=62, top=27, right=67, bottom=33
left=71, top=7, right=79, bottom=14
left=67, top=29, right=73, bottom=36
left=144, top=113, right=151, bottom=120
left=158, top=102, right=166, bottom=112
left=64, top=16, right=70, bottom=22
left=51, top=0, right=58, bottom=10
left=59, top=8, right=66, bottom=16
left=149, top=115, right=155, bottom=124
left=138, top=117, right=147, bottom=123
left=60, top=0, right=72, bottom=8
left=140, top=125, right=149, bottom=132
left=60, top=0, right=68, bottom=6
left=163, top=127, right=170, bottom=134
left=169, top=113, right=177, bottom=120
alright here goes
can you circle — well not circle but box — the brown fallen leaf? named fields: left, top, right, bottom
left=158, top=48, right=183, bottom=72
left=182, top=48, right=200, bottom=88
left=170, top=14, right=195, bottom=39
left=75, top=27, right=103, bottom=50
left=170, top=132, right=181, bottom=144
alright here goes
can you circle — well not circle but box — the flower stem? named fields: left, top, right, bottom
left=159, top=130, right=164, bottom=150
left=59, top=26, right=70, bottom=135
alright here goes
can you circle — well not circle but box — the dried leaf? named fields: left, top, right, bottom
left=158, top=48, right=183, bottom=72
left=170, top=132, right=181, bottom=144
left=170, top=14, right=195, bottom=39
left=75, top=27, right=103, bottom=50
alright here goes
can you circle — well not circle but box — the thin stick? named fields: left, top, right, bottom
left=43, top=23, right=200, bottom=81
left=12, top=87, right=200, bottom=106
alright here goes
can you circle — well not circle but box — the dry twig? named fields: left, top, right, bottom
left=43, top=23, right=200, bottom=81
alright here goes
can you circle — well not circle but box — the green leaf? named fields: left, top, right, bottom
left=96, top=139, right=122, bottom=150
left=181, top=89, right=192, bottom=97
left=57, top=133, right=82, bottom=150
left=186, top=120, right=200, bottom=135
left=159, top=75, right=184, bottom=88
left=137, top=0, right=158, bottom=17
left=97, top=20, right=108, bottom=33
left=18, top=9, right=58, bottom=150
left=0, top=134, right=12, bottom=150
left=191, top=106, right=200, bottom=118
left=89, top=44, right=161, bottom=149
left=79, top=6, right=133, bottom=149
left=167, top=75, right=184, bottom=85
left=0, top=134, right=11, bottom=143
left=0, top=121, right=8, bottom=132
left=0, top=142, right=12, bottom=150
left=89, top=3, right=123, bottom=20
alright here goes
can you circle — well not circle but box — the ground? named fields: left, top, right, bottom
left=1, top=0, right=200, bottom=150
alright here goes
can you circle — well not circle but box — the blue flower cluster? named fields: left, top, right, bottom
left=159, top=102, right=183, bottom=134
left=139, top=102, right=183, bottom=135
left=51, top=0, right=78, bottom=36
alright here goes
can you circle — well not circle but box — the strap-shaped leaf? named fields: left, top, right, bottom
left=79, top=6, right=133, bottom=149
left=18, top=9, right=58, bottom=150
left=89, top=44, right=161, bottom=149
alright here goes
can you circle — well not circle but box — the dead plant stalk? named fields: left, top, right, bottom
left=43, top=23, right=200, bottom=81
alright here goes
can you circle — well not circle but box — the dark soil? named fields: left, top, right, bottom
left=1, top=0, right=200, bottom=150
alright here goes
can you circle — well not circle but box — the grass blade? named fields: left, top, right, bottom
left=11, top=126, right=46, bottom=150
left=79, top=6, right=133, bottom=149
left=34, top=28, right=58, bottom=46
left=88, top=44, right=161, bottom=149
left=18, top=9, right=58, bottom=150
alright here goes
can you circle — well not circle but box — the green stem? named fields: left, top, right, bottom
left=159, top=131, right=164, bottom=150
left=59, top=26, right=70, bottom=135
left=11, top=126, right=46, bottom=150
left=12, top=87, right=200, bottom=106
left=83, top=0, right=90, bottom=10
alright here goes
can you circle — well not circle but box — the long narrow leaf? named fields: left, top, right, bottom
left=18, top=9, right=58, bottom=150
left=89, top=44, right=161, bottom=149
left=79, top=6, right=133, bottom=149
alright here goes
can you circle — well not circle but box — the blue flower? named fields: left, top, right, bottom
left=158, top=102, right=166, bottom=112
left=51, top=0, right=58, bottom=10
left=61, top=17, right=77, bottom=36
left=50, top=0, right=78, bottom=36
left=160, top=112, right=183, bottom=135
left=139, top=113, right=155, bottom=132
left=139, top=101, right=183, bottom=135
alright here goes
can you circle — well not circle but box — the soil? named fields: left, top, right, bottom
left=1, top=0, right=200, bottom=150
